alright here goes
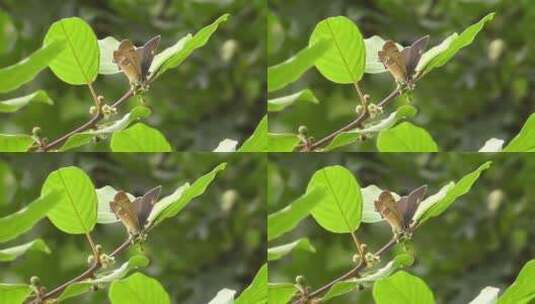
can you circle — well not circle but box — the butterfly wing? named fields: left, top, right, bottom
left=378, top=40, right=407, bottom=83
left=113, top=40, right=143, bottom=85
left=134, top=185, right=162, bottom=229
left=399, top=185, right=427, bottom=228
left=110, top=191, right=141, bottom=235
left=136, top=35, right=161, bottom=82
left=375, top=190, right=404, bottom=232
left=401, top=35, right=429, bottom=79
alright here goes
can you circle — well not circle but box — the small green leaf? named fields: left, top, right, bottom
left=268, top=133, right=300, bottom=152
left=268, top=187, right=325, bottom=241
left=111, top=123, right=172, bottom=152
left=373, top=271, right=435, bottom=304
left=208, top=289, right=236, bottom=304
left=41, top=166, right=97, bottom=234
left=214, top=139, right=238, bottom=152
left=377, top=122, right=439, bottom=152
left=0, top=90, right=54, bottom=113
left=151, top=14, right=229, bottom=80
left=498, top=260, right=535, bottom=304
left=268, top=89, right=318, bottom=112
left=306, top=166, right=362, bottom=233
left=417, top=12, right=495, bottom=76
left=470, top=287, right=500, bottom=304
left=268, top=238, right=315, bottom=261
left=309, top=16, right=365, bottom=84
left=268, top=283, right=297, bottom=304
left=98, top=36, right=121, bottom=75
left=109, top=272, right=170, bottom=304
left=0, top=134, right=34, bottom=152
left=235, top=264, right=267, bottom=304
left=0, top=284, right=32, bottom=304
left=416, top=161, right=492, bottom=225
left=268, top=40, right=331, bottom=92
left=479, top=138, right=505, bottom=152
left=239, top=116, right=267, bottom=152
left=0, top=239, right=50, bottom=262
left=0, top=40, right=66, bottom=93
left=151, top=163, right=226, bottom=227
left=503, top=113, right=535, bottom=152
left=43, top=17, right=100, bottom=85
left=0, top=191, right=61, bottom=242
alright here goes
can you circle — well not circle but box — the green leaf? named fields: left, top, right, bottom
left=470, top=287, right=500, bottom=304
left=0, top=40, right=66, bottom=93
left=43, top=17, right=99, bottom=85
left=151, top=163, right=226, bottom=227
left=498, top=260, right=535, bottom=304
left=0, top=239, right=50, bottom=262
left=267, top=187, right=325, bottom=241
left=239, top=115, right=267, bottom=152
left=321, top=280, right=357, bottom=303
left=417, top=12, right=495, bottom=76
left=416, top=161, right=492, bottom=225
left=0, top=134, right=34, bottom=152
left=0, top=284, right=31, bottom=304
left=268, top=133, right=300, bottom=152
left=479, top=138, right=505, bottom=152
left=150, top=14, right=229, bottom=80
left=0, top=192, right=61, bottom=242
left=503, top=113, right=535, bottom=152
left=306, top=166, right=362, bottom=233
left=268, top=283, right=297, bottom=304
left=98, top=36, right=121, bottom=75
left=268, top=40, right=331, bottom=92
left=60, top=106, right=151, bottom=151
left=235, top=264, right=267, bottom=304
left=0, top=90, right=54, bottom=113
left=110, top=123, right=172, bottom=152
left=268, top=89, right=318, bottom=112
left=41, top=166, right=97, bottom=234
left=109, top=272, right=170, bottom=304
left=373, top=271, right=435, bottom=304
left=377, top=122, right=439, bottom=152
left=309, top=16, right=365, bottom=84
left=268, top=238, right=315, bottom=261
left=208, top=289, right=236, bottom=304
left=214, top=139, right=238, bottom=152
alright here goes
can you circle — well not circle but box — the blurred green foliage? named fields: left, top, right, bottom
left=268, top=0, right=534, bottom=151
left=0, top=153, right=266, bottom=304
left=0, top=0, right=265, bottom=151
left=268, top=153, right=535, bottom=304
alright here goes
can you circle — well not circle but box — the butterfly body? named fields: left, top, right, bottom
left=378, top=36, right=429, bottom=87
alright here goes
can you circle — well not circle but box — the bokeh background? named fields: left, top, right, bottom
left=268, top=153, right=535, bottom=304
left=0, top=153, right=266, bottom=304
left=0, top=0, right=265, bottom=151
left=268, top=0, right=535, bottom=151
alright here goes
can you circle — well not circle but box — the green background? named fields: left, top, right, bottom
left=0, top=153, right=266, bottom=304
left=268, top=0, right=534, bottom=151
left=268, top=153, right=535, bottom=304
left=0, top=0, right=265, bottom=151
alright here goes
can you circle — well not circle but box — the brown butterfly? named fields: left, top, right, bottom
left=113, top=35, right=161, bottom=88
left=110, top=185, right=162, bottom=237
left=378, top=36, right=429, bottom=85
left=374, top=185, right=427, bottom=234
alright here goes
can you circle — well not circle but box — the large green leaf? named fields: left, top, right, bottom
left=267, top=187, right=325, bottom=241
left=373, top=271, right=435, bottom=304
left=43, top=17, right=99, bottom=85
left=306, top=166, right=362, bottom=233
left=0, top=40, right=66, bottom=93
left=268, top=89, right=318, bottom=112
left=503, top=113, right=535, bottom=152
left=0, top=239, right=50, bottom=262
left=0, top=284, right=31, bottom=304
left=0, top=134, right=34, bottom=152
left=377, top=122, right=439, bottom=152
left=268, top=283, right=297, bottom=304
left=268, top=40, right=331, bottom=92
left=110, top=123, right=172, bottom=152
left=0, top=191, right=61, bottom=242
left=309, top=16, right=365, bottom=84
left=0, top=90, right=54, bottom=113
left=235, top=264, right=267, bottom=304
left=498, top=260, right=535, bottom=304
left=150, top=14, right=229, bottom=80
left=268, top=238, right=315, bottom=261
left=239, top=115, right=267, bottom=152
left=417, top=13, right=495, bottom=76
left=41, top=166, right=97, bottom=234
left=267, top=133, right=300, bottom=152
left=109, top=272, right=170, bottom=304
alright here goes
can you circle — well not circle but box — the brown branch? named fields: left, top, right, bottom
left=300, top=87, right=402, bottom=152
